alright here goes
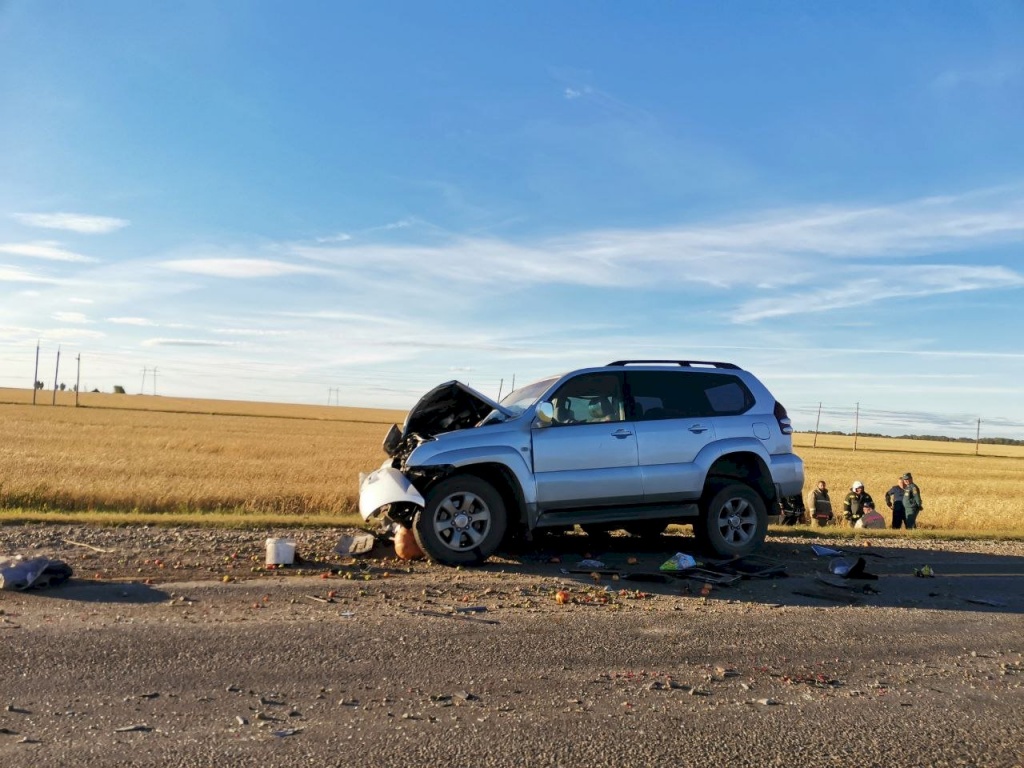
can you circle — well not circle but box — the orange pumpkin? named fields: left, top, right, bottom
left=394, top=526, right=425, bottom=560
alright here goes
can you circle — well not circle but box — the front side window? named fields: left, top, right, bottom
left=548, top=373, right=624, bottom=425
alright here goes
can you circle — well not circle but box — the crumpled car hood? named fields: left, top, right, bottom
left=402, top=380, right=511, bottom=439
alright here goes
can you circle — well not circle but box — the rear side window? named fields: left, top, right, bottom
left=626, top=371, right=754, bottom=420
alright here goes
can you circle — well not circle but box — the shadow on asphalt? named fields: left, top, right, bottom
left=19, top=580, right=170, bottom=605
left=485, top=531, right=1024, bottom=616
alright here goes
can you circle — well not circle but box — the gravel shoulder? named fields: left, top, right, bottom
left=2, top=525, right=1023, bottom=767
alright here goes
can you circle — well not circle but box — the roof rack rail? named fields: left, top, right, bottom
left=607, top=360, right=740, bottom=370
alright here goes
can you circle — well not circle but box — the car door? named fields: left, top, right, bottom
left=531, top=372, right=642, bottom=509
left=627, top=370, right=718, bottom=502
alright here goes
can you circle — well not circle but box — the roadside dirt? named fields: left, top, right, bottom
left=2, top=525, right=1023, bottom=767
left=3, top=523, right=1023, bottom=610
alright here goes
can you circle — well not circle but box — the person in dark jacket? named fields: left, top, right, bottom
left=902, top=472, right=923, bottom=529
left=807, top=480, right=834, bottom=526
left=843, top=481, right=875, bottom=527
left=885, top=476, right=907, bottom=529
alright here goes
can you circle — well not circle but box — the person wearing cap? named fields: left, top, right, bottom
left=885, top=476, right=908, bottom=529
left=902, top=472, right=923, bottom=529
left=843, top=481, right=875, bottom=527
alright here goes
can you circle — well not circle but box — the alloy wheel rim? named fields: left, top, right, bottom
left=434, top=491, right=492, bottom=552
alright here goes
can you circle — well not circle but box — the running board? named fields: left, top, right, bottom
left=534, top=502, right=699, bottom=529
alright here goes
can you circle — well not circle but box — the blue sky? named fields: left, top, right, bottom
left=1, top=1, right=1023, bottom=438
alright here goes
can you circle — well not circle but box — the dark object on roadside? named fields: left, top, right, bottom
left=777, top=494, right=806, bottom=525
left=705, top=555, right=788, bottom=579
left=335, top=533, right=376, bottom=556
left=0, top=557, right=73, bottom=590
left=828, top=556, right=877, bottom=580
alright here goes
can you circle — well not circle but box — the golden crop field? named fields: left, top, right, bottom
left=1, top=388, right=1022, bottom=534
left=792, top=434, right=1024, bottom=533
left=0, top=389, right=404, bottom=526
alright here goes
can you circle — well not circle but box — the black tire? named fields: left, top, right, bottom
left=696, top=483, right=767, bottom=558
left=624, top=521, right=668, bottom=539
left=413, top=476, right=507, bottom=566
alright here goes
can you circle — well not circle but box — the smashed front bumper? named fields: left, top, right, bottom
left=358, top=462, right=426, bottom=521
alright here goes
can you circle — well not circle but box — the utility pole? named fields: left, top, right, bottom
left=52, top=346, right=61, bottom=405
left=853, top=402, right=860, bottom=452
left=140, top=367, right=148, bottom=394
left=812, top=402, right=822, bottom=448
left=32, top=340, right=40, bottom=405
left=975, top=418, right=981, bottom=456
left=75, top=354, right=81, bottom=407
left=152, top=367, right=158, bottom=395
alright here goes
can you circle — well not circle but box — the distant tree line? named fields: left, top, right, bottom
left=807, top=430, right=1024, bottom=447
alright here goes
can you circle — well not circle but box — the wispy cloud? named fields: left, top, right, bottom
left=0, top=265, right=57, bottom=283
left=289, top=188, right=1024, bottom=314
left=142, top=338, right=238, bottom=348
left=735, top=264, right=1024, bottom=322
left=0, top=241, right=97, bottom=263
left=12, top=212, right=129, bottom=234
left=107, top=317, right=157, bottom=326
left=52, top=311, right=90, bottom=324
left=211, top=327, right=292, bottom=337
left=159, top=258, right=328, bottom=278
left=38, top=327, right=106, bottom=341
left=314, top=233, right=352, bottom=244
left=932, top=60, right=1022, bottom=91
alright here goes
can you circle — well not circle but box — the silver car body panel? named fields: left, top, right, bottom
left=358, top=462, right=426, bottom=520
left=532, top=421, right=642, bottom=508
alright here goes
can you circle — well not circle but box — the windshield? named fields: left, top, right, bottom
left=499, top=376, right=559, bottom=416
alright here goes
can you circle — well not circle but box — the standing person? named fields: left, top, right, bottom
left=843, top=481, right=874, bottom=527
left=902, top=472, right=923, bottom=529
left=885, top=476, right=907, bottom=529
left=807, top=480, right=834, bottom=526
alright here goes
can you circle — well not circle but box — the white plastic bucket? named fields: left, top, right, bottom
left=265, top=538, right=296, bottom=566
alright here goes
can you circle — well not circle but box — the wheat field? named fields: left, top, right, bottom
left=1, top=389, right=1022, bottom=533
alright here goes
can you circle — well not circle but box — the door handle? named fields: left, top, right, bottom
left=611, top=429, right=633, bottom=439
left=688, top=424, right=709, bottom=434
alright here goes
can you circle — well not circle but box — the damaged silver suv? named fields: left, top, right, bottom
left=358, top=360, right=803, bottom=566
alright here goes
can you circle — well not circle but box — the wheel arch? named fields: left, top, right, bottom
left=701, top=450, right=775, bottom=505
left=417, top=462, right=528, bottom=532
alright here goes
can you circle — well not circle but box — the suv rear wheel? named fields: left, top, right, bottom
left=413, top=476, right=507, bottom=565
left=694, top=483, right=767, bottom=558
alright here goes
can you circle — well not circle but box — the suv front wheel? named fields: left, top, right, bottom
left=694, top=483, right=767, bottom=558
left=413, top=475, right=507, bottom=565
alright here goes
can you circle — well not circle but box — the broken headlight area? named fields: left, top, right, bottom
left=383, top=426, right=432, bottom=464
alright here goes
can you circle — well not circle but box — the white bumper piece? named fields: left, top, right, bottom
left=358, top=462, right=426, bottom=521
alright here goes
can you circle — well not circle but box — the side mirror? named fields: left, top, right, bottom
left=534, top=401, right=554, bottom=427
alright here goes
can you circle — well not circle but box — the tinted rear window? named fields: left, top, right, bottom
left=626, top=371, right=754, bottom=419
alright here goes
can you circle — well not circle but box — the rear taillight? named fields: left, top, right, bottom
left=774, top=401, right=793, bottom=435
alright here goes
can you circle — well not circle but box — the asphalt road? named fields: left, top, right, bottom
left=1, top=531, right=1022, bottom=767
